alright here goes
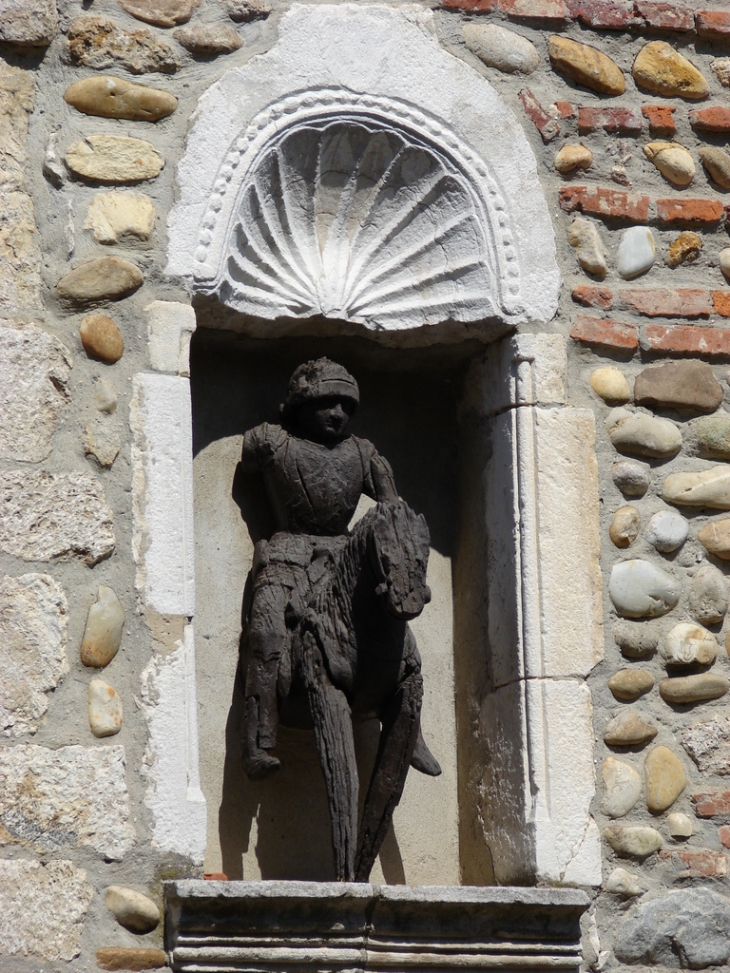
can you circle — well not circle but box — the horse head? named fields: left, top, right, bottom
left=367, top=501, right=431, bottom=621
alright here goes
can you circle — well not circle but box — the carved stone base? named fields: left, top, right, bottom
left=164, top=881, right=590, bottom=972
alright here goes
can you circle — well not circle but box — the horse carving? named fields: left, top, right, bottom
left=291, top=500, right=437, bottom=881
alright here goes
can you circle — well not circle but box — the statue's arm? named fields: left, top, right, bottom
left=364, top=443, right=398, bottom=503
left=240, top=422, right=280, bottom=474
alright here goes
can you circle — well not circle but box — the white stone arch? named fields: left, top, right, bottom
left=167, top=2, right=560, bottom=332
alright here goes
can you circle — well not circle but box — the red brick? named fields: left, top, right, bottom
left=713, top=292, right=730, bottom=318
left=500, top=0, right=569, bottom=16
left=696, top=10, right=730, bottom=40
left=720, top=825, right=730, bottom=849
left=440, top=0, right=499, bottom=10
left=571, top=314, right=638, bottom=349
left=642, top=104, right=676, bottom=136
left=440, top=0, right=569, bottom=14
left=656, top=198, right=725, bottom=227
left=559, top=185, right=650, bottom=222
left=203, top=872, right=228, bottom=880
left=578, top=106, right=642, bottom=135
left=659, top=848, right=729, bottom=878
left=519, top=89, right=560, bottom=142
left=567, top=0, right=632, bottom=28
left=555, top=100, right=576, bottom=119
left=693, top=790, right=730, bottom=818
left=572, top=285, right=613, bottom=310
left=690, top=107, right=730, bottom=134
left=619, top=288, right=711, bottom=318
left=644, top=325, right=730, bottom=357
left=635, top=2, right=694, bottom=31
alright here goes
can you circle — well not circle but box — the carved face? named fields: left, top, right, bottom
left=370, top=503, right=431, bottom=621
left=295, top=395, right=356, bottom=443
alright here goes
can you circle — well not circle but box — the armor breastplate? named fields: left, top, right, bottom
left=263, top=435, right=365, bottom=535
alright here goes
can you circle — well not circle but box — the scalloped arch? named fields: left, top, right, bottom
left=168, top=4, right=560, bottom=333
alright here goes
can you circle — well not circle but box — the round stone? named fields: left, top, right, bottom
left=79, top=315, right=124, bottom=364
left=104, top=886, right=160, bottom=933
left=590, top=366, right=630, bottom=403
left=632, top=41, right=709, bottom=100
left=548, top=34, right=625, bottom=96
left=667, top=231, right=702, bottom=268
left=58, top=257, right=143, bottom=305
left=554, top=144, right=593, bottom=174
left=605, top=866, right=642, bottom=896
left=699, top=146, right=730, bottom=190
left=617, top=226, right=656, bottom=280
left=689, top=564, right=728, bottom=624
left=462, top=23, right=540, bottom=75
left=667, top=811, right=693, bottom=838
left=609, top=668, right=655, bottom=701
left=663, top=466, right=730, bottom=510
left=661, top=622, right=718, bottom=668
left=635, top=360, right=723, bottom=416
left=692, top=415, right=730, bottom=461
left=88, top=679, right=123, bottom=738
left=613, top=460, right=650, bottom=497
left=80, top=586, right=125, bottom=668
left=645, top=746, right=686, bottom=813
left=601, top=757, right=642, bottom=818
left=609, top=560, right=681, bottom=618
left=644, top=141, right=695, bottom=187
left=95, top=379, right=117, bottom=414
left=645, top=509, right=688, bottom=553
left=604, top=712, right=658, bottom=747
left=607, top=409, right=681, bottom=459
left=614, top=620, right=661, bottom=659
left=610, top=505, right=641, bottom=548
left=603, top=825, right=662, bottom=858
left=660, top=673, right=730, bottom=705
left=721, top=248, right=730, bottom=282
left=698, top=519, right=730, bottom=559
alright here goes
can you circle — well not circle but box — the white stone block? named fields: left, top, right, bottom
left=0, top=572, right=68, bottom=736
left=145, top=300, right=197, bottom=376
left=131, top=373, right=195, bottom=616
left=0, top=469, right=115, bottom=565
left=140, top=623, right=206, bottom=865
left=487, top=406, right=603, bottom=684
left=0, top=744, right=134, bottom=859
left=0, top=859, right=92, bottom=962
left=0, top=321, right=72, bottom=462
left=482, top=334, right=568, bottom=415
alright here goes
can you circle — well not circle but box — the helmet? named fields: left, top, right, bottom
left=281, top=358, right=360, bottom=414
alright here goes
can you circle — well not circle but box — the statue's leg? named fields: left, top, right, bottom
left=300, top=629, right=358, bottom=882
left=354, top=667, right=422, bottom=882
left=242, top=585, right=288, bottom=780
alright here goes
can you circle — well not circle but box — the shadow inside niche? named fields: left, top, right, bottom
left=219, top=665, right=408, bottom=881
left=199, top=329, right=464, bottom=882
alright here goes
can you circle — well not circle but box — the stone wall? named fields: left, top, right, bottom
left=4, top=0, right=730, bottom=969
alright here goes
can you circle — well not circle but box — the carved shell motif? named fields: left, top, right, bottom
left=210, top=120, right=496, bottom=328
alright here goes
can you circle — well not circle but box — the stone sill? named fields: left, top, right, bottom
left=164, top=880, right=590, bottom=972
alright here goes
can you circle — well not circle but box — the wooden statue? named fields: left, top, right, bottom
left=239, top=358, right=440, bottom=881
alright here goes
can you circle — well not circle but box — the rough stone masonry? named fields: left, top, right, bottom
left=4, top=0, right=730, bottom=970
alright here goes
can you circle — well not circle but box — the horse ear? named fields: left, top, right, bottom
left=417, top=512, right=430, bottom=544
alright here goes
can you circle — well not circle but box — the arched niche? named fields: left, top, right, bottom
left=167, top=2, right=560, bottom=335
left=147, top=4, right=603, bottom=892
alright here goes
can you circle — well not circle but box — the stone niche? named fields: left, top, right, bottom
left=152, top=3, right=602, bottom=969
